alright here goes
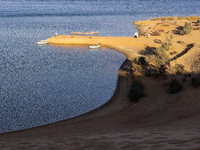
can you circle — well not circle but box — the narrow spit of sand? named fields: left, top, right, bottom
left=1, top=19, right=200, bottom=150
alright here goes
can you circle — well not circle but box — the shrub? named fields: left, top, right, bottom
left=168, top=79, right=183, bottom=94
left=150, top=46, right=170, bottom=73
left=169, top=64, right=191, bottom=82
left=169, top=64, right=185, bottom=75
left=180, top=22, right=192, bottom=35
left=182, top=70, right=191, bottom=82
left=170, top=51, right=177, bottom=55
left=158, top=42, right=170, bottom=51
left=191, top=77, right=200, bottom=88
left=131, top=63, right=142, bottom=74
left=128, top=81, right=146, bottom=101
left=148, top=37, right=172, bottom=75
left=131, top=81, right=144, bottom=90
left=182, top=78, right=187, bottom=82
left=190, top=54, right=200, bottom=73
left=180, top=30, right=184, bottom=35
left=175, top=64, right=185, bottom=75
left=138, top=56, right=146, bottom=65
left=131, top=56, right=146, bottom=74
left=170, top=34, right=173, bottom=40
left=132, top=56, right=147, bottom=65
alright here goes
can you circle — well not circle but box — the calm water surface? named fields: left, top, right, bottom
left=1, top=0, right=200, bottom=133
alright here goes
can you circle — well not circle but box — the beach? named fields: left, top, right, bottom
left=1, top=19, right=200, bottom=150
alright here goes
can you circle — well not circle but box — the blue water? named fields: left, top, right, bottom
left=1, top=0, right=200, bottom=133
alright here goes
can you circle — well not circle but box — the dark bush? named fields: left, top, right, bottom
left=175, top=64, right=185, bottom=74
left=138, top=56, right=147, bottom=65
left=191, top=77, right=200, bottom=88
left=128, top=87, right=146, bottom=101
left=182, top=78, right=187, bottom=82
left=131, top=81, right=144, bottom=90
left=168, top=79, right=183, bottom=94
left=128, top=81, right=146, bottom=101
left=132, top=56, right=147, bottom=65
left=182, top=70, right=191, bottom=82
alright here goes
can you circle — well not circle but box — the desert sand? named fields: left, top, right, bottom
left=0, top=19, right=200, bottom=150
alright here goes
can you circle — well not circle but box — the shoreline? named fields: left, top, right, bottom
left=0, top=57, right=134, bottom=140
left=1, top=18, right=200, bottom=149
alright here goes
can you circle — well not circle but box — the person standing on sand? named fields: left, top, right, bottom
left=134, top=32, right=138, bottom=38
left=147, top=33, right=150, bottom=38
left=146, top=67, right=150, bottom=76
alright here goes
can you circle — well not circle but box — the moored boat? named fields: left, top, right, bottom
left=89, top=43, right=101, bottom=49
left=36, top=39, right=49, bottom=45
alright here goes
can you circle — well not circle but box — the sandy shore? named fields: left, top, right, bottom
left=1, top=19, right=200, bottom=150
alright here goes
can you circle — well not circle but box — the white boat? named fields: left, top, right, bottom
left=36, top=39, right=49, bottom=45
left=89, top=43, right=101, bottom=49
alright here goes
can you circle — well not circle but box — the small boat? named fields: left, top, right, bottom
left=35, top=39, right=49, bottom=45
left=89, top=43, right=101, bottom=49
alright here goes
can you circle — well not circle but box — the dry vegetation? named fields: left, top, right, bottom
left=190, top=53, right=200, bottom=73
left=130, top=16, right=200, bottom=100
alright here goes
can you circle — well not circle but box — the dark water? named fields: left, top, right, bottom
left=1, top=0, right=200, bottom=133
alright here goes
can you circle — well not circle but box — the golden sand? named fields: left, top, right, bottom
left=1, top=19, right=200, bottom=150
left=48, top=19, right=200, bottom=65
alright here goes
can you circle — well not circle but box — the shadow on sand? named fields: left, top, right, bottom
left=171, top=43, right=194, bottom=61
